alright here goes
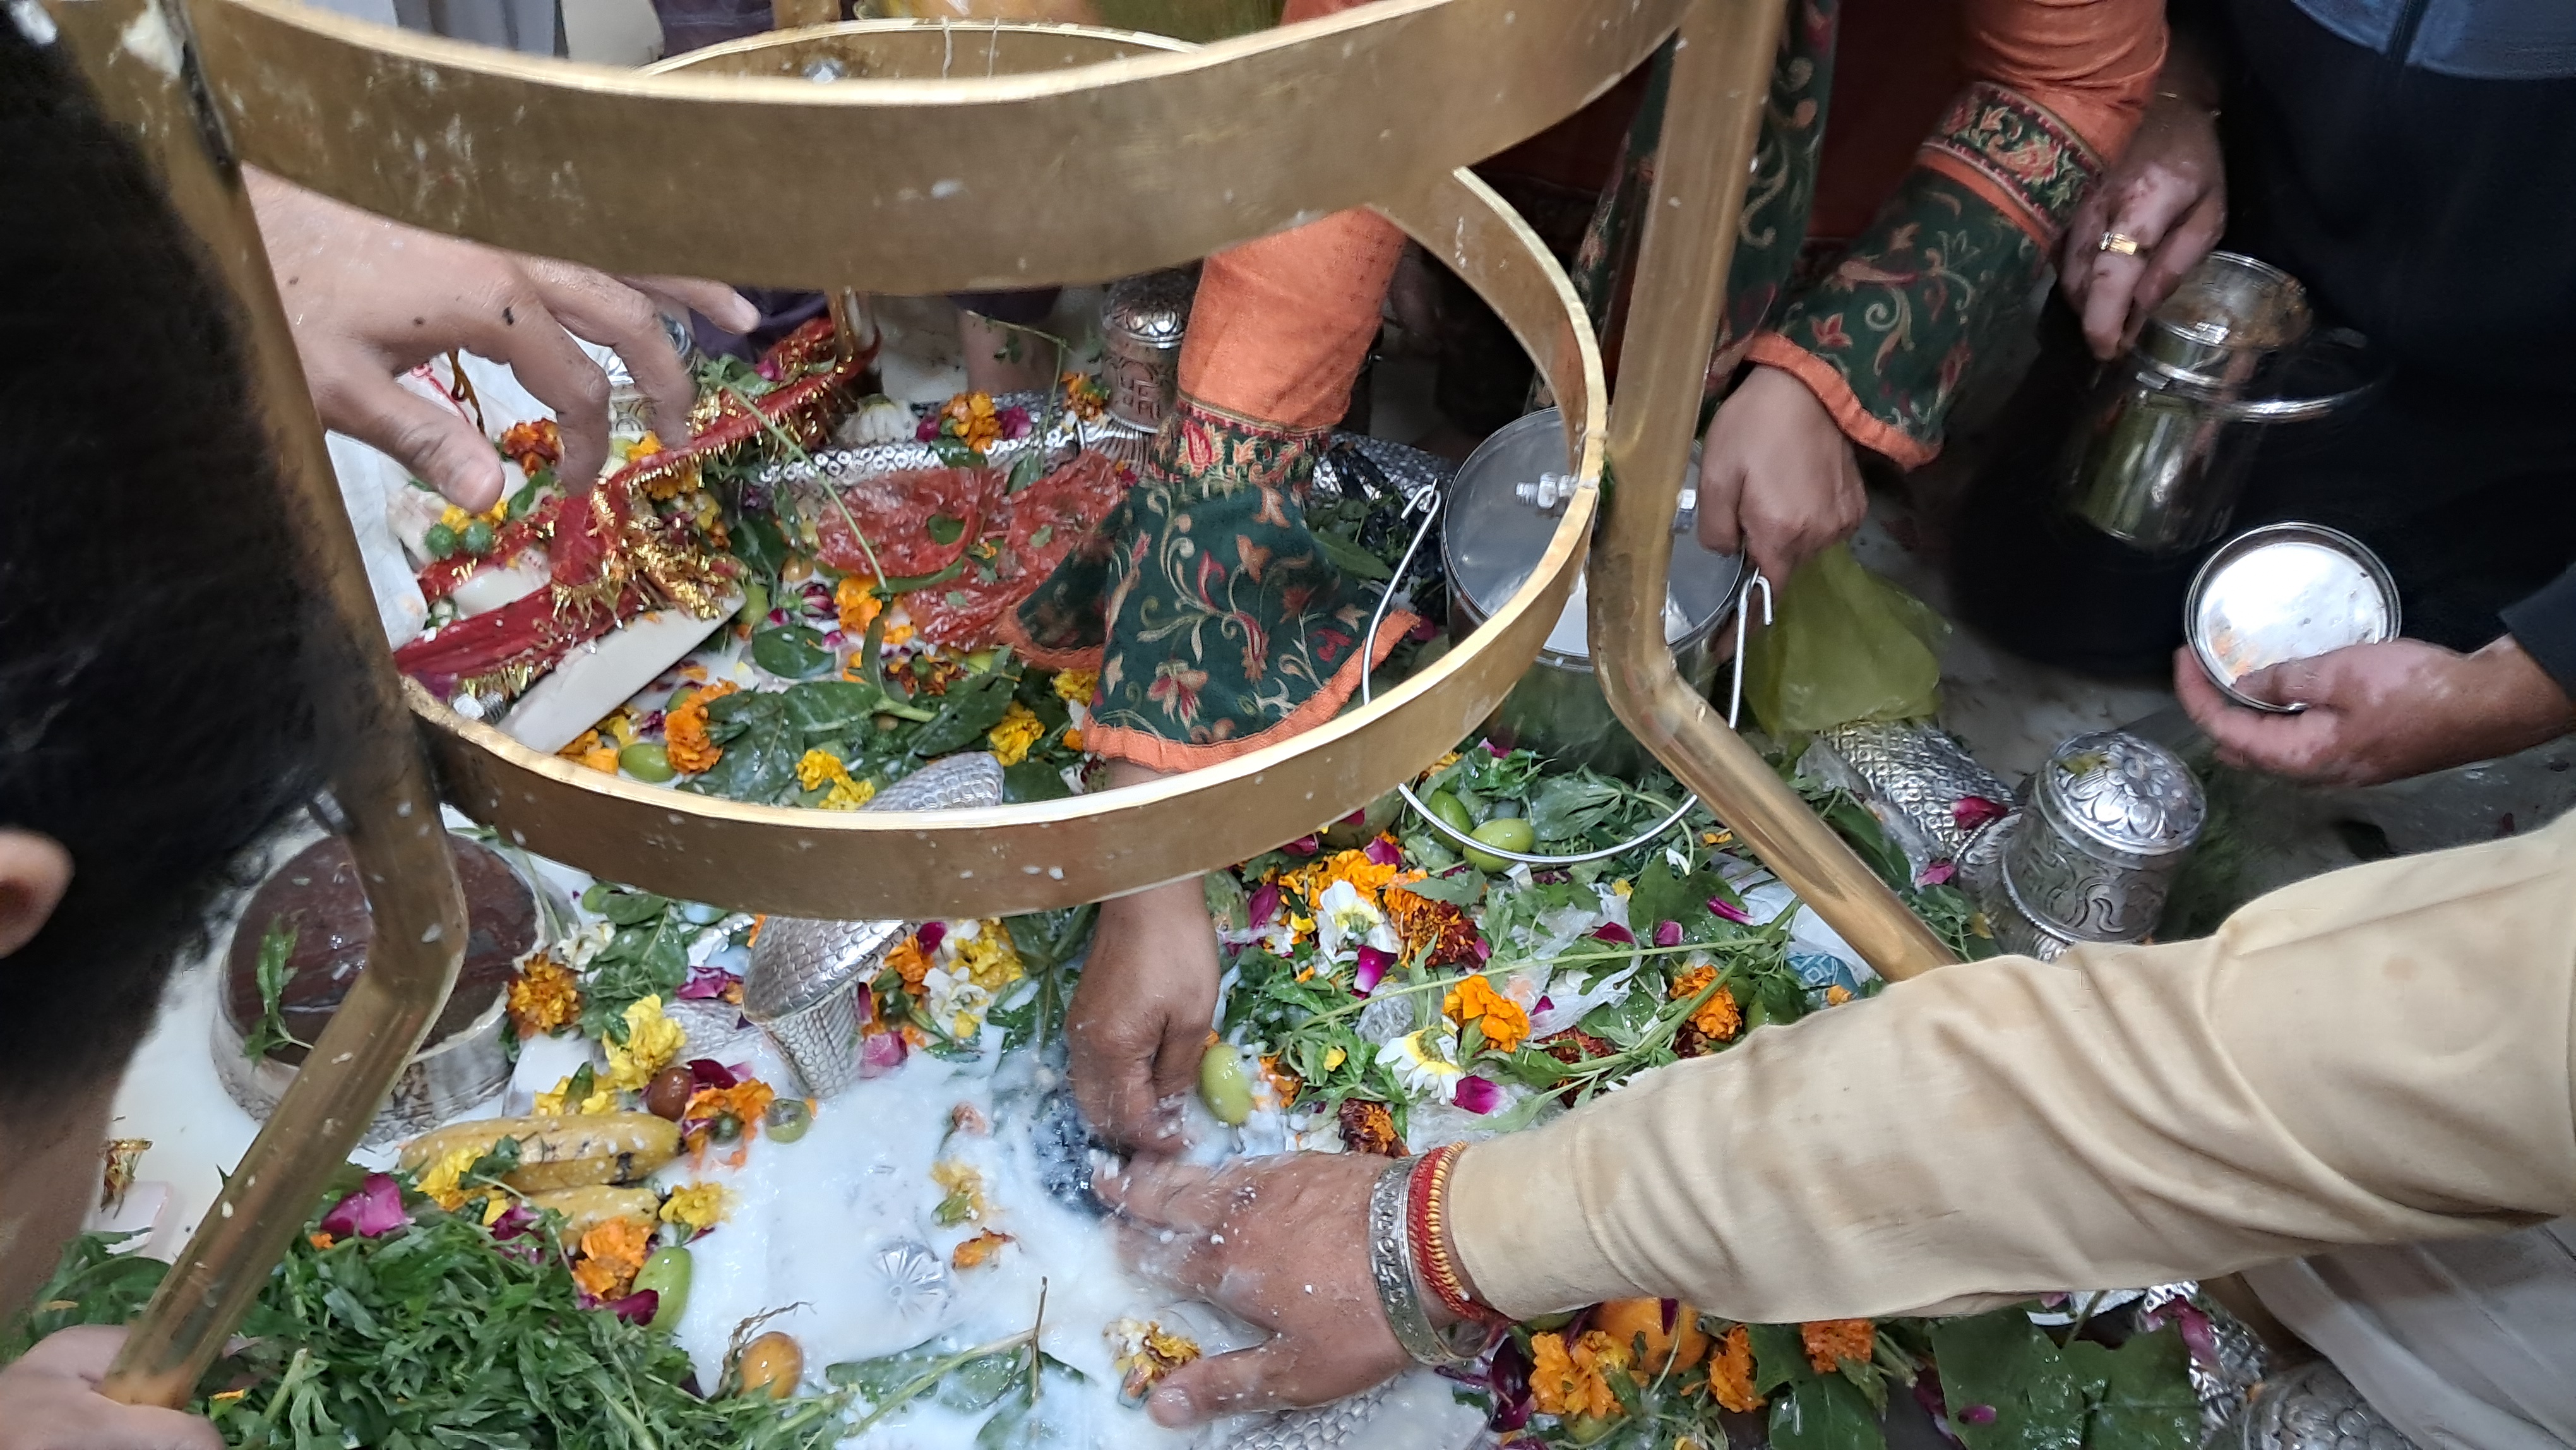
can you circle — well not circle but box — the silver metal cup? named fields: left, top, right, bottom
left=2001, top=731, right=2205, bottom=942
left=1100, top=269, right=1194, bottom=433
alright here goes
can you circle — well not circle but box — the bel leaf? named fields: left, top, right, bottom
left=1313, top=528, right=1393, bottom=582
left=910, top=671, right=1018, bottom=757
left=1924, top=1310, right=2095, bottom=1450
left=752, top=623, right=837, bottom=680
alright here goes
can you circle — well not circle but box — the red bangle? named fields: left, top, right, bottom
left=1405, top=1144, right=1503, bottom=1329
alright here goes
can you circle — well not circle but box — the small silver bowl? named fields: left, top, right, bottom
left=2188, top=522, right=2400, bottom=712
left=2001, top=731, right=2205, bottom=943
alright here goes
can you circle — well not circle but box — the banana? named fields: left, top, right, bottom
left=525, top=1185, right=662, bottom=1245
left=398, top=1112, right=681, bottom=1192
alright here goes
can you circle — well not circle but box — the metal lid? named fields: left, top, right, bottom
left=1103, top=268, right=1195, bottom=348
left=2140, top=253, right=2310, bottom=390
left=1441, top=408, right=1743, bottom=665
left=2187, top=523, right=2399, bottom=712
left=741, top=753, right=1006, bottom=1020
left=2033, top=731, right=2205, bottom=864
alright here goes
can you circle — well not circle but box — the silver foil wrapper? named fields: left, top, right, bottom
left=1799, top=720, right=2016, bottom=877
left=2137, top=1282, right=2272, bottom=1443
left=776, top=389, right=1147, bottom=506
left=741, top=755, right=1005, bottom=1096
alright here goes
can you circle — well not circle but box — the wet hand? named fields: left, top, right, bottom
left=0, top=1327, right=223, bottom=1450
left=1097, top=1153, right=1407, bottom=1427
left=2060, top=92, right=2226, bottom=361
left=1695, top=364, right=1868, bottom=586
left=247, top=168, right=756, bottom=510
left=1066, top=860, right=1222, bottom=1154
left=2174, top=638, right=2576, bottom=787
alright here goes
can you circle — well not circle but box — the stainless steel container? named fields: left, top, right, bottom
left=1443, top=407, right=1744, bottom=777
left=2188, top=522, right=2400, bottom=712
left=2002, top=731, right=2205, bottom=942
left=742, top=753, right=1005, bottom=1096
left=1100, top=268, right=1195, bottom=433
left=2060, top=253, right=2377, bottom=555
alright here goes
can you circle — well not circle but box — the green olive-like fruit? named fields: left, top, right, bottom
left=763, top=1097, right=813, bottom=1144
left=1198, top=1041, right=1255, bottom=1127
left=631, top=1245, right=693, bottom=1331
left=736, top=580, right=770, bottom=628
left=422, top=523, right=459, bottom=561
left=1425, top=791, right=1476, bottom=838
left=619, top=742, right=677, bottom=782
left=1464, top=816, right=1536, bottom=872
left=708, top=1113, right=743, bottom=1145
left=460, top=518, right=497, bottom=556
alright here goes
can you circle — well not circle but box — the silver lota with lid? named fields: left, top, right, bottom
left=1099, top=268, right=1196, bottom=433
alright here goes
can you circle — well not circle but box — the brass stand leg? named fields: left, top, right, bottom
left=40, top=0, right=470, bottom=1406
left=1587, top=0, right=1956, bottom=980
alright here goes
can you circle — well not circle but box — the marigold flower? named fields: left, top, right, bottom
left=571, top=1216, right=654, bottom=1300
left=661, top=681, right=737, bottom=775
left=796, top=749, right=849, bottom=792
left=953, top=921, right=1025, bottom=993
left=1061, top=728, right=1084, bottom=752
left=951, top=1228, right=1013, bottom=1270
left=602, top=995, right=686, bottom=1091
left=507, top=954, right=582, bottom=1039
left=1707, top=1325, right=1764, bottom=1413
left=886, top=932, right=935, bottom=994
left=1051, top=667, right=1099, bottom=704
left=986, top=701, right=1047, bottom=767
left=414, top=1145, right=483, bottom=1213
left=834, top=574, right=882, bottom=634
left=1670, top=965, right=1742, bottom=1043
left=1442, top=974, right=1531, bottom=1053
left=821, top=776, right=875, bottom=810
left=1336, top=1099, right=1405, bottom=1158
left=624, top=432, right=664, bottom=463
left=499, top=418, right=562, bottom=474
left=659, top=1182, right=730, bottom=1234
left=684, top=1079, right=777, bottom=1149
left=1529, top=1331, right=1628, bottom=1421
left=1801, top=1319, right=1875, bottom=1374
left=1060, top=373, right=1108, bottom=421
left=1383, top=885, right=1484, bottom=968
left=558, top=729, right=621, bottom=774
left=929, top=1159, right=989, bottom=1225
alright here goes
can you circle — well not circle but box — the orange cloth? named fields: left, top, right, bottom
left=1920, top=0, right=2166, bottom=243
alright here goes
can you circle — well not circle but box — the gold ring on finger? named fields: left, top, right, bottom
left=2097, top=231, right=2144, bottom=256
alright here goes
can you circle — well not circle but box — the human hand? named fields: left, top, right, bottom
left=1066, top=765, right=1223, bottom=1151
left=2174, top=637, right=2576, bottom=787
left=1695, top=364, right=1868, bottom=585
left=1097, top=1152, right=1407, bottom=1427
left=247, top=168, right=757, bottom=510
left=2060, top=92, right=2226, bottom=361
left=0, top=1327, right=222, bottom=1449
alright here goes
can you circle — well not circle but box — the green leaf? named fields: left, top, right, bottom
left=1005, top=452, right=1046, bottom=494
left=881, top=558, right=968, bottom=594
left=1926, top=1310, right=2095, bottom=1450
left=931, top=438, right=985, bottom=467
left=589, top=887, right=671, bottom=926
left=935, top=1350, right=1025, bottom=1412
left=910, top=671, right=1018, bottom=757
left=753, top=623, right=837, bottom=680
left=1313, top=527, right=1393, bottom=582
left=1528, top=775, right=1626, bottom=843
left=1771, top=1373, right=1889, bottom=1450
left=1003, top=760, right=1072, bottom=803
left=2068, top=1330, right=2200, bottom=1450
left=926, top=513, right=967, bottom=546
left=1397, top=868, right=1484, bottom=907
left=241, top=915, right=303, bottom=1062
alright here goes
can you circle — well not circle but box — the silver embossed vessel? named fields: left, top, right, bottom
left=1959, top=810, right=2077, bottom=961
left=1100, top=268, right=1194, bottom=431
left=742, top=753, right=1006, bottom=1095
left=2003, top=731, right=2205, bottom=942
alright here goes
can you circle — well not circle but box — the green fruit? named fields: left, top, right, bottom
left=460, top=518, right=497, bottom=556
left=709, top=1113, right=743, bottom=1145
left=1463, top=816, right=1535, bottom=872
left=619, top=742, right=676, bottom=782
left=735, top=581, right=769, bottom=628
left=1198, top=1041, right=1254, bottom=1127
left=763, top=1097, right=812, bottom=1144
left=631, top=1245, right=692, bottom=1331
left=422, top=523, right=458, bottom=560
left=1425, top=791, right=1476, bottom=838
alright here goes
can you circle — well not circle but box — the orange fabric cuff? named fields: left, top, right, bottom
left=1744, top=332, right=1938, bottom=470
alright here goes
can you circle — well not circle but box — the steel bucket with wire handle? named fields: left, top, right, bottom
left=2060, top=253, right=2385, bottom=556
left=1444, top=407, right=1747, bottom=777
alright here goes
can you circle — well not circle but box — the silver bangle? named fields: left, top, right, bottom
left=1366, top=1157, right=1492, bottom=1369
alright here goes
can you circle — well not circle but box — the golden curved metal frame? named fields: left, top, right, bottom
left=188, top=0, right=1687, bottom=291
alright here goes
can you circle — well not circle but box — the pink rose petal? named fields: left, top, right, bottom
left=1353, top=946, right=1393, bottom=995
left=1481, top=740, right=1506, bottom=757
left=1339, top=808, right=1369, bottom=827
left=1248, top=882, right=1282, bottom=929
left=1707, top=896, right=1752, bottom=925
left=915, top=920, right=946, bottom=953
left=687, top=1058, right=738, bottom=1089
left=1652, top=920, right=1683, bottom=948
left=915, top=416, right=941, bottom=442
left=1282, top=834, right=1321, bottom=858
left=319, top=1173, right=408, bottom=1239
left=1592, top=923, right=1635, bottom=946
left=861, top=1031, right=909, bottom=1078
left=678, top=962, right=733, bottom=1000
left=1960, top=1405, right=1998, bottom=1427
left=1363, top=837, right=1402, bottom=868
left=605, top=1290, right=660, bottom=1325
left=1916, top=861, right=1958, bottom=887
left=1453, top=1075, right=1502, bottom=1114
left=1953, top=795, right=2009, bottom=833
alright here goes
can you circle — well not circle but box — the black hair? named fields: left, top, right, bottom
left=0, top=19, right=328, bottom=1096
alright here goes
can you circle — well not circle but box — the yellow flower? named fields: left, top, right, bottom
left=1321, top=1046, right=1347, bottom=1072
left=835, top=575, right=882, bottom=633
left=930, top=1160, right=988, bottom=1225
left=438, top=503, right=472, bottom=532
left=1825, top=984, right=1854, bottom=1006
left=954, top=921, right=1025, bottom=993
left=602, top=995, right=685, bottom=1091
left=1442, top=974, right=1531, bottom=1053
left=1529, top=1331, right=1628, bottom=1421
left=1051, top=668, right=1098, bottom=704
left=941, top=392, right=1001, bottom=453
left=535, top=1074, right=619, bottom=1117
left=986, top=702, right=1047, bottom=767
left=659, top=1182, right=730, bottom=1234
left=415, top=1145, right=483, bottom=1213
left=623, top=431, right=664, bottom=462
left=482, top=1194, right=516, bottom=1226
left=882, top=621, right=914, bottom=647
left=508, top=954, right=582, bottom=1039
left=796, top=749, right=848, bottom=791
left=821, top=776, right=875, bottom=811
left=1670, top=965, right=1743, bottom=1043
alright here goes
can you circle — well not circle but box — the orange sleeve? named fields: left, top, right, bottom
left=1920, top=0, right=2167, bottom=245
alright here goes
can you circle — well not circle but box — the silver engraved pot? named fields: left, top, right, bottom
left=2240, top=1363, right=2417, bottom=1450
left=742, top=754, right=1005, bottom=1096
left=2003, top=731, right=2205, bottom=942
left=1101, top=268, right=1195, bottom=431
left=1959, top=812, right=2076, bottom=962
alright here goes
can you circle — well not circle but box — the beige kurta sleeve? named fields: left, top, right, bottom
left=1449, top=808, right=2576, bottom=1322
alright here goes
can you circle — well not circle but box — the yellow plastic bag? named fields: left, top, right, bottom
left=1740, top=543, right=1947, bottom=734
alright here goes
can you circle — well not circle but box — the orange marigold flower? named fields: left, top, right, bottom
left=507, top=953, right=581, bottom=1039
left=885, top=932, right=935, bottom=993
left=662, top=681, right=737, bottom=776
left=572, top=1216, right=653, bottom=1300
left=835, top=574, right=882, bottom=635
left=1337, top=1099, right=1407, bottom=1157
left=1530, top=1331, right=1628, bottom=1421
left=1707, top=1325, right=1765, bottom=1413
left=1442, top=974, right=1530, bottom=1053
left=1801, top=1318, right=1875, bottom=1374
left=307, top=1231, right=335, bottom=1252
left=499, top=417, right=562, bottom=474
left=683, top=1078, right=778, bottom=1153
left=1061, top=727, right=1085, bottom=752
left=1383, top=886, right=1484, bottom=968
left=1296, top=848, right=1402, bottom=906
left=1671, top=965, right=1741, bottom=1043
left=951, top=1228, right=1014, bottom=1270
